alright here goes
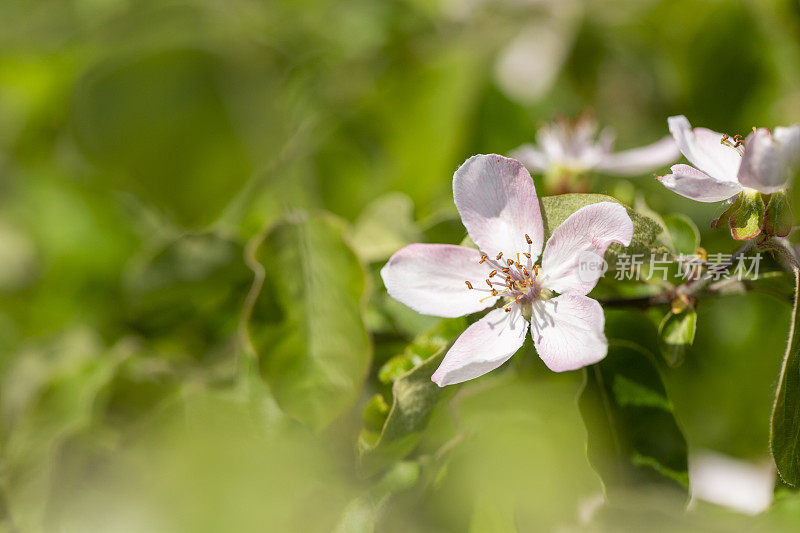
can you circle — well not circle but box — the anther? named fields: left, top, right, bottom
left=506, top=258, right=514, bottom=266
left=523, top=253, right=531, bottom=259
left=515, top=262, right=522, bottom=269
left=496, top=252, right=503, bottom=260
left=489, top=270, right=497, bottom=278
left=525, top=234, right=532, bottom=244
left=502, top=267, right=510, bottom=274
left=465, top=281, right=473, bottom=289
left=486, top=279, right=492, bottom=287
left=522, top=267, right=529, bottom=277
left=491, top=289, right=498, bottom=296
left=479, top=254, right=487, bottom=264
left=504, top=307, right=511, bottom=313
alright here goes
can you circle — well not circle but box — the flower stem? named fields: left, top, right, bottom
left=600, top=240, right=759, bottom=309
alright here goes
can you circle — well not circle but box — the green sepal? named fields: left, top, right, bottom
left=729, top=189, right=765, bottom=240
left=765, top=190, right=793, bottom=237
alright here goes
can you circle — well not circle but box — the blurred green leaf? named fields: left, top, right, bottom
left=124, top=231, right=252, bottom=360
left=743, top=271, right=794, bottom=302
left=349, top=192, right=422, bottom=263
left=71, top=49, right=253, bottom=227
left=359, top=318, right=465, bottom=476
left=658, top=308, right=697, bottom=368
left=363, top=393, right=391, bottom=433
left=247, top=211, right=371, bottom=431
left=433, top=370, right=602, bottom=531
left=663, top=214, right=700, bottom=256
left=579, top=341, right=688, bottom=499
left=334, top=461, right=420, bottom=533
left=0, top=330, right=128, bottom=531
left=771, top=267, right=800, bottom=486
left=541, top=194, right=662, bottom=263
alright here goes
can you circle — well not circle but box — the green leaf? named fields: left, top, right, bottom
left=1, top=329, right=128, bottom=531
left=578, top=341, right=689, bottom=498
left=359, top=318, right=465, bottom=476
left=333, top=461, right=420, bottom=533
left=246, top=211, right=371, bottom=431
left=445, top=370, right=602, bottom=530
left=124, top=231, right=252, bottom=359
left=634, top=194, right=673, bottom=252
left=540, top=194, right=662, bottom=263
left=743, top=271, right=794, bottom=302
left=662, top=214, right=700, bottom=256
left=362, top=393, right=391, bottom=433
left=771, top=266, right=800, bottom=486
left=658, top=308, right=697, bottom=367
left=349, top=193, right=422, bottom=263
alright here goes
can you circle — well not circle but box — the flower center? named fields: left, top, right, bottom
left=464, top=234, right=553, bottom=313
left=720, top=133, right=745, bottom=156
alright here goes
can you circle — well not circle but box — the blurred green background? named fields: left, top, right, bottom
left=2, top=0, right=800, bottom=531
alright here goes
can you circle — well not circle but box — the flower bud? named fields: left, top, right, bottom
left=764, top=190, right=793, bottom=237
left=728, top=189, right=765, bottom=241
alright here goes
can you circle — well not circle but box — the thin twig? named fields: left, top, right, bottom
left=599, top=240, right=757, bottom=309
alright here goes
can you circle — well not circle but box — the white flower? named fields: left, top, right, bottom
left=380, top=154, right=633, bottom=387
left=511, top=115, right=680, bottom=179
left=659, top=115, right=800, bottom=202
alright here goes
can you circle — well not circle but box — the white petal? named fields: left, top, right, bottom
left=381, top=243, right=498, bottom=318
left=540, top=202, right=633, bottom=295
left=738, top=126, right=800, bottom=194
left=509, top=144, right=549, bottom=173
left=668, top=115, right=741, bottom=181
left=658, top=164, right=742, bottom=203
left=595, top=135, right=680, bottom=176
left=531, top=295, right=607, bottom=372
left=690, top=451, right=774, bottom=515
left=453, top=154, right=544, bottom=260
left=494, top=21, right=572, bottom=104
left=431, top=307, right=527, bottom=386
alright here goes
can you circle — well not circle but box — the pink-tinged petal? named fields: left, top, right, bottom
left=431, top=307, right=527, bottom=386
left=738, top=126, right=800, bottom=194
left=381, top=243, right=498, bottom=318
left=540, top=202, right=633, bottom=295
left=453, top=154, right=544, bottom=261
left=594, top=135, right=680, bottom=176
left=531, top=294, right=607, bottom=372
left=509, top=144, right=549, bottom=173
left=668, top=115, right=741, bottom=181
left=658, top=164, right=742, bottom=203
